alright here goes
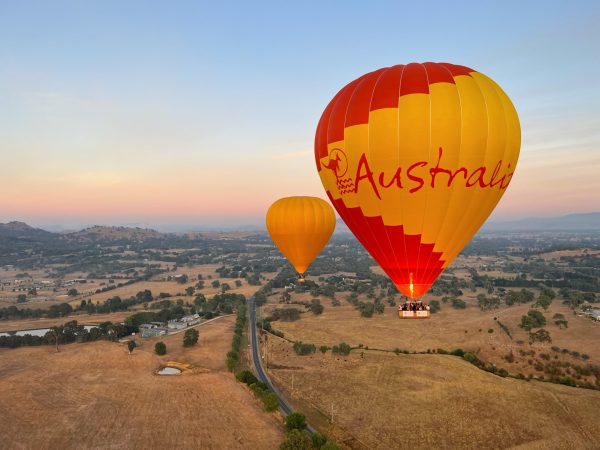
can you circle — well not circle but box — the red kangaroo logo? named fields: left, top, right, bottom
left=323, top=148, right=348, bottom=178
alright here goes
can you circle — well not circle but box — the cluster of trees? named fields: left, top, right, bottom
left=279, top=412, right=339, bottom=450
left=226, top=301, right=247, bottom=372
left=344, top=293, right=385, bottom=317
left=293, top=341, right=316, bottom=356
left=520, top=309, right=546, bottom=331
left=236, top=370, right=279, bottom=412
left=332, top=342, right=351, bottom=356
left=476, top=293, right=501, bottom=311
left=271, top=307, right=301, bottom=322
left=553, top=313, right=568, bottom=329
left=0, top=320, right=130, bottom=349
left=0, top=302, right=75, bottom=321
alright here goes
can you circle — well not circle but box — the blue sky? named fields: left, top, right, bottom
left=0, top=1, right=599, bottom=230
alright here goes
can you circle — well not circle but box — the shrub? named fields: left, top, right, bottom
left=262, top=392, right=279, bottom=412
left=529, top=329, right=552, bottom=343
left=274, top=307, right=301, bottom=322
left=311, top=432, right=328, bottom=448
left=226, top=350, right=239, bottom=371
left=308, top=299, right=324, bottom=315
left=127, top=340, right=136, bottom=354
left=285, top=412, right=307, bottom=431
left=280, top=429, right=311, bottom=450
left=332, top=342, right=351, bottom=356
left=320, top=443, right=340, bottom=450
left=358, top=302, right=375, bottom=317
left=250, top=381, right=268, bottom=392
left=154, top=341, right=167, bottom=355
left=451, top=348, right=465, bottom=357
left=293, top=341, right=316, bottom=356
left=463, top=352, right=480, bottom=365
left=319, top=345, right=329, bottom=354
left=520, top=310, right=546, bottom=331
left=451, top=298, right=466, bottom=309
left=236, top=370, right=258, bottom=385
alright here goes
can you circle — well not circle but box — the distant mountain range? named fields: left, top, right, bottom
left=483, top=212, right=600, bottom=232
left=0, top=212, right=598, bottom=243
left=0, top=221, right=55, bottom=240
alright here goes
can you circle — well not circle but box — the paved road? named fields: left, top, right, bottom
left=248, top=296, right=315, bottom=433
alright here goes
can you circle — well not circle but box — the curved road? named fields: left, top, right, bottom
left=248, top=296, right=315, bottom=433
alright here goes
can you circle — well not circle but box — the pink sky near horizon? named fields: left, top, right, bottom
left=1, top=2, right=599, bottom=229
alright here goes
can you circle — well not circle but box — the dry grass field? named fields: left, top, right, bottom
left=267, top=290, right=600, bottom=389
left=266, top=336, right=600, bottom=449
left=0, top=316, right=284, bottom=449
left=273, top=295, right=597, bottom=351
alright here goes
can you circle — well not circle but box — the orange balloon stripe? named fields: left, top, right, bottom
left=327, top=193, right=444, bottom=298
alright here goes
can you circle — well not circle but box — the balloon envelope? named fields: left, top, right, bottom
left=266, top=196, right=336, bottom=275
left=315, top=62, right=520, bottom=298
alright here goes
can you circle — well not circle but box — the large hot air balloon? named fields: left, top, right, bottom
left=315, top=62, right=520, bottom=299
left=266, top=196, right=336, bottom=280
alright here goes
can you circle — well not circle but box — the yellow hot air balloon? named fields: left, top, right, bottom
left=266, top=196, right=336, bottom=280
left=315, top=62, right=520, bottom=298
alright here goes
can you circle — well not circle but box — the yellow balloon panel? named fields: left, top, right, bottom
left=266, top=196, right=336, bottom=275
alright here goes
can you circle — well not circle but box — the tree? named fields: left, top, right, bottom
left=308, top=299, right=324, bottom=315
left=176, top=274, right=189, bottom=284
left=451, top=298, right=466, bottom=309
left=359, top=301, right=375, bottom=317
left=332, top=342, right=351, bottom=356
left=285, top=412, right=307, bottom=431
left=235, top=280, right=242, bottom=287
left=185, top=286, right=195, bottom=296
left=127, top=340, right=137, bottom=354
left=221, top=283, right=231, bottom=293
left=263, top=392, right=279, bottom=412
left=534, top=293, right=553, bottom=311
left=183, top=328, right=199, bottom=347
left=293, top=342, right=316, bottom=356
left=155, top=341, right=167, bottom=355
left=520, top=309, right=546, bottom=331
left=51, top=326, right=61, bottom=352
left=136, top=289, right=153, bottom=302
left=553, top=313, right=568, bottom=329
left=67, top=288, right=78, bottom=297
left=279, top=429, right=311, bottom=450
left=16, top=294, right=27, bottom=303
left=194, top=293, right=206, bottom=307
left=211, top=280, right=220, bottom=288
left=529, top=328, right=552, bottom=343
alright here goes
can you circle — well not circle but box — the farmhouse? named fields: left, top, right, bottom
left=168, top=314, right=200, bottom=330
left=139, top=322, right=168, bottom=338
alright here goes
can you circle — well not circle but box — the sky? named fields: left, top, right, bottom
left=0, top=1, right=599, bottom=231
